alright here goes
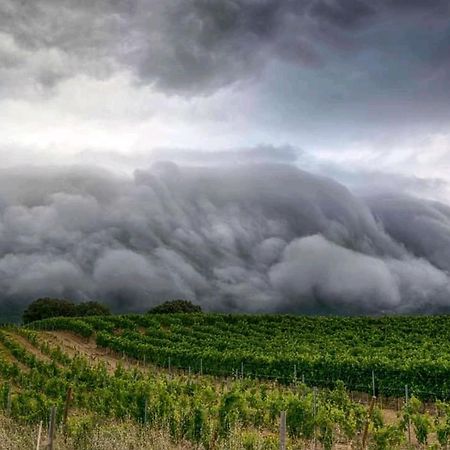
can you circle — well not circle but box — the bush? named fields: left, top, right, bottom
left=147, top=300, right=202, bottom=314
left=23, top=298, right=110, bottom=324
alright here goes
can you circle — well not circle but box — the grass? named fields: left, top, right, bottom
left=0, top=413, right=282, bottom=450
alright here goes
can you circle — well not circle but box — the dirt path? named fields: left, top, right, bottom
left=5, top=332, right=53, bottom=364
left=40, top=331, right=145, bottom=373
left=0, top=340, right=28, bottom=371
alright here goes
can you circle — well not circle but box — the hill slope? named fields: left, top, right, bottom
left=29, top=313, right=450, bottom=399
left=1, top=314, right=449, bottom=448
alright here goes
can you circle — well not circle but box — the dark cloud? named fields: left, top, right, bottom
left=367, top=195, right=450, bottom=272
left=0, top=163, right=449, bottom=317
left=1, top=0, right=448, bottom=94
left=309, top=0, right=375, bottom=28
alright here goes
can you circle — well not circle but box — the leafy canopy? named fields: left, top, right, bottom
left=22, top=298, right=110, bottom=324
left=147, top=299, right=202, bottom=314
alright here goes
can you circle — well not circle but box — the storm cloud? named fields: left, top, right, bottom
left=1, top=0, right=448, bottom=95
left=1, top=162, right=449, bottom=317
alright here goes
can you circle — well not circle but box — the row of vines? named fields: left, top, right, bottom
left=29, top=314, right=450, bottom=399
left=1, top=327, right=450, bottom=449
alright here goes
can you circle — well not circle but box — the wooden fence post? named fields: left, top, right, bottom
left=405, top=385, right=411, bottom=445
left=47, top=406, right=56, bottom=450
left=372, top=370, right=376, bottom=397
left=279, top=410, right=286, bottom=450
left=144, top=398, right=148, bottom=425
left=6, top=384, right=11, bottom=417
left=361, top=396, right=376, bottom=450
left=36, top=421, right=43, bottom=450
left=62, top=387, right=72, bottom=427
left=313, top=387, right=317, bottom=450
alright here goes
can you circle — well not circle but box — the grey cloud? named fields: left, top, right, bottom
left=269, top=234, right=402, bottom=313
left=150, top=144, right=300, bottom=165
left=1, top=0, right=448, bottom=95
left=367, top=195, right=450, bottom=272
left=1, top=163, right=450, bottom=318
left=310, top=163, right=450, bottom=202
left=77, top=145, right=300, bottom=168
left=309, top=0, right=375, bottom=28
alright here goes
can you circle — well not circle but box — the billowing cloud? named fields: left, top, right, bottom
left=1, top=0, right=448, bottom=191
left=367, top=195, right=450, bottom=272
left=1, top=1, right=449, bottom=322
left=1, top=0, right=448, bottom=95
left=1, top=162, right=450, bottom=317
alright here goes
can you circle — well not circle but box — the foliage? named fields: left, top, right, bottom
left=30, top=317, right=94, bottom=338
left=23, top=298, right=77, bottom=324
left=402, top=396, right=434, bottom=445
left=369, top=424, right=405, bottom=450
left=147, top=300, right=202, bottom=314
left=23, top=298, right=110, bottom=324
left=75, top=301, right=111, bottom=317
left=435, top=401, right=450, bottom=448
left=27, top=313, right=450, bottom=399
left=0, top=325, right=449, bottom=449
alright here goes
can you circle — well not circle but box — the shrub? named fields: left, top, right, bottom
left=369, top=424, right=405, bottom=450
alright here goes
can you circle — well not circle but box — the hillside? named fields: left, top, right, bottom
left=29, top=313, right=450, bottom=399
left=1, top=314, right=450, bottom=449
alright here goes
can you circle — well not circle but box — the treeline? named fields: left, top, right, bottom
left=22, top=298, right=201, bottom=324
left=22, top=298, right=110, bottom=324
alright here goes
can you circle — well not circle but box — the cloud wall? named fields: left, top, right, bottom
left=1, top=162, right=449, bottom=316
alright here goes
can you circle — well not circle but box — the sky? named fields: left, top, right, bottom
left=0, top=0, right=450, bottom=317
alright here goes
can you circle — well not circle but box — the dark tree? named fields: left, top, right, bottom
left=147, top=299, right=202, bottom=314
left=22, top=298, right=77, bottom=324
left=75, top=301, right=110, bottom=317
left=23, top=298, right=111, bottom=324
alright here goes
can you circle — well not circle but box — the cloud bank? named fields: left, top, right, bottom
left=1, top=162, right=449, bottom=317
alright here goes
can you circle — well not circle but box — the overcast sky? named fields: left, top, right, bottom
left=1, top=1, right=450, bottom=315
left=1, top=0, right=448, bottom=184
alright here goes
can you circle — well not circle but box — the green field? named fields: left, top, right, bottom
left=30, top=313, right=450, bottom=399
left=0, top=326, right=383, bottom=449
left=2, top=314, right=450, bottom=448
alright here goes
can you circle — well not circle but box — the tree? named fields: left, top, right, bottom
left=75, top=301, right=110, bottom=317
left=23, top=298, right=77, bottom=324
left=23, top=298, right=111, bottom=324
left=147, top=300, right=202, bottom=314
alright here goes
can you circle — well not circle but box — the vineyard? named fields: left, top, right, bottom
left=29, top=313, right=450, bottom=399
left=0, top=314, right=450, bottom=448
